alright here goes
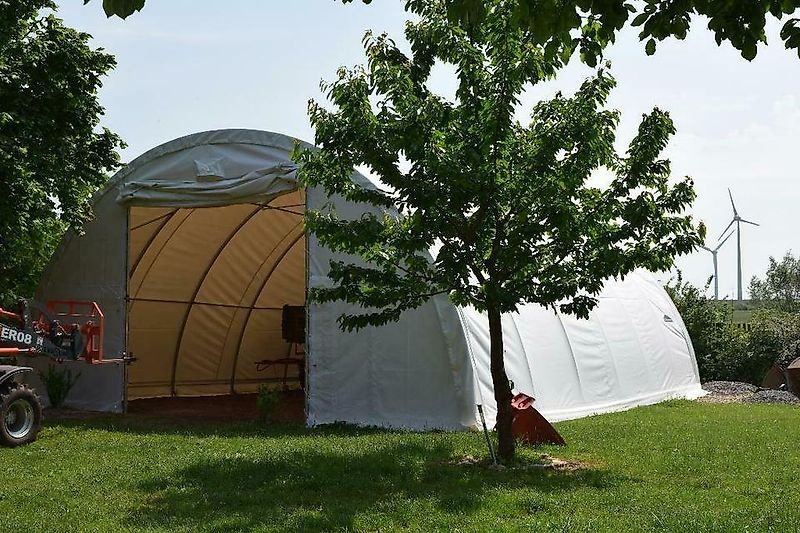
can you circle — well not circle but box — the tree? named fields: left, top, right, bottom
left=749, top=252, right=800, bottom=312
left=292, top=1, right=703, bottom=462
left=0, top=0, right=124, bottom=304
left=95, top=0, right=800, bottom=62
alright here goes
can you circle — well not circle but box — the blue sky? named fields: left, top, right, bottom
left=58, top=1, right=800, bottom=297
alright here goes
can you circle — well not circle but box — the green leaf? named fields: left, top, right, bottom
left=741, top=40, right=758, bottom=60
left=645, top=38, right=656, bottom=55
left=631, top=13, right=649, bottom=27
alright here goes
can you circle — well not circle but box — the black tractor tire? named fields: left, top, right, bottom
left=0, top=383, right=43, bottom=447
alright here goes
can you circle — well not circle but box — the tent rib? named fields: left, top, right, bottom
left=228, top=228, right=305, bottom=393
left=553, top=305, right=587, bottom=404
left=168, top=204, right=267, bottom=396
left=127, top=297, right=285, bottom=311
left=128, top=209, right=180, bottom=280
left=129, top=209, right=178, bottom=232
left=129, top=209, right=196, bottom=308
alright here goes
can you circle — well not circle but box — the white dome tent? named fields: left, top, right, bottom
left=26, top=129, right=704, bottom=428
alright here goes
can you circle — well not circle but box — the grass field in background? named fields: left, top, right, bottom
left=1, top=401, right=799, bottom=532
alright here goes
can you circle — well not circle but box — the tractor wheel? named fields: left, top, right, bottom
left=0, top=383, right=42, bottom=447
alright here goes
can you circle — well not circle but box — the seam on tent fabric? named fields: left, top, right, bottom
left=169, top=204, right=267, bottom=395
left=128, top=209, right=196, bottom=309
left=648, top=293, right=679, bottom=386
left=506, top=312, right=536, bottom=397
left=619, top=296, right=658, bottom=394
left=637, top=273, right=698, bottom=378
left=553, top=306, right=587, bottom=404
left=128, top=210, right=179, bottom=280
left=430, top=295, right=473, bottom=426
left=229, top=225, right=305, bottom=392
left=457, top=307, right=488, bottom=419
left=129, top=209, right=178, bottom=231
left=593, top=305, right=623, bottom=397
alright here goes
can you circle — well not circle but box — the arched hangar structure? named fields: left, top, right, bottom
left=29, top=129, right=705, bottom=428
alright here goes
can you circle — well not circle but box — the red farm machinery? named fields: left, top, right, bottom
left=0, top=300, right=116, bottom=447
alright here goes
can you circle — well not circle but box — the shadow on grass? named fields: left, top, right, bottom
left=126, top=440, right=621, bottom=532
left=45, top=410, right=395, bottom=440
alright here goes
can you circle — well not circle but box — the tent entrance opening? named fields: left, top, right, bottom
left=125, top=190, right=306, bottom=401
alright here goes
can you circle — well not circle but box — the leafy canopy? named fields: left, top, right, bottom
left=0, top=0, right=124, bottom=303
left=424, top=0, right=800, bottom=62
left=292, top=0, right=703, bottom=332
left=93, top=0, right=800, bottom=62
left=750, top=251, right=800, bottom=312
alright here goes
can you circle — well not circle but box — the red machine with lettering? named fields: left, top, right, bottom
left=0, top=300, right=117, bottom=447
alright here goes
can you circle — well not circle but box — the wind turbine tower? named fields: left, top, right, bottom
left=700, top=230, right=734, bottom=300
left=719, top=189, right=759, bottom=302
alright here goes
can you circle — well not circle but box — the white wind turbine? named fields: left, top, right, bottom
left=719, top=188, right=759, bottom=302
left=700, top=229, right=735, bottom=300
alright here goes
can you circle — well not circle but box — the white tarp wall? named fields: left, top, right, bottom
left=465, top=271, right=704, bottom=424
left=29, top=128, right=702, bottom=426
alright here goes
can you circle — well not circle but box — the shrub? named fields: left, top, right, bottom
left=256, top=385, right=282, bottom=423
left=38, top=364, right=81, bottom=408
left=665, top=275, right=751, bottom=382
left=748, top=308, right=800, bottom=370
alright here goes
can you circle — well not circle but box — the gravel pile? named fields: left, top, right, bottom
left=701, top=381, right=800, bottom=405
left=743, top=390, right=800, bottom=405
left=703, top=381, right=758, bottom=395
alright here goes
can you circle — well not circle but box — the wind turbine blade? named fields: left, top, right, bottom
left=728, top=188, right=738, bottom=217
left=714, top=229, right=735, bottom=251
left=700, top=245, right=711, bottom=252
left=718, top=219, right=735, bottom=241
left=740, top=218, right=760, bottom=226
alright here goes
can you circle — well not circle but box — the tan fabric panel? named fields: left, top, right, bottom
left=174, top=305, right=237, bottom=388
left=194, top=204, right=303, bottom=308
left=255, top=238, right=306, bottom=309
left=129, top=209, right=195, bottom=298
left=133, top=204, right=258, bottom=302
left=127, top=301, right=186, bottom=397
left=268, top=189, right=305, bottom=211
left=128, top=207, right=176, bottom=272
left=233, top=238, right=307, bottom=389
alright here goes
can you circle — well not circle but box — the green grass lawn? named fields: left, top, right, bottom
left=1, top=401, right=799, bottom=532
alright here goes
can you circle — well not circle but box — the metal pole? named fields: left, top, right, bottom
left=712, top=252, right=719, bottom=300
left=737, top=220, right=742, bottom=302
left=477, top=404, right=497, bottom=465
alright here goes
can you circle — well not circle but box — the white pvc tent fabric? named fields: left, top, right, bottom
left=29, top=129, right=704, bottom=425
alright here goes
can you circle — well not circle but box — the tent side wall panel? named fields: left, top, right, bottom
left=306, top=186, right=477, bottom=430
left=29, top=188, right=128, bottom=412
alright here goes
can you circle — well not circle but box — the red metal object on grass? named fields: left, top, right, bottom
left=511, top=393, right=566, bottom=446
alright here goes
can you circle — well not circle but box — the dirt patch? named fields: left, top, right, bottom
left=449, top=453, right=590, bottom=472
left=127, top=391, right=305, bottom=423
left=46, top=390, right=306, bottom=424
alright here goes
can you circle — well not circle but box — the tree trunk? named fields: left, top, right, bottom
left=487, top=302, right=514, bottom=463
